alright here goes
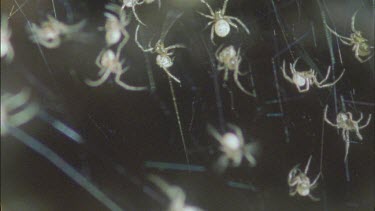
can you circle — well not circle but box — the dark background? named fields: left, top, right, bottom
left=1, top=0, right=374, bottom=210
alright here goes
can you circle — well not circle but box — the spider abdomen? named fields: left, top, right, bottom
left=215, top=19, right=230, bottom=37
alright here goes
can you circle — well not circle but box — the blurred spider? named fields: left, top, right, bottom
left=198, top=0, right=250, bottom=44
left=148, top=175, right=204, bottom=211
left=85, top=42, right=147, bottom=91
left=324, top=105, right=372, bottom=160
left=102, top=3, right=130, bottom=46
left=282, top=58, right=345, bottom=93
left=1, top=88, right=39, bottom=136
left=208, top=124, right=257, bottom=173
left=120, top=0, right=160, bottom=26
left=1, top=16, right=14, bottom=62
left=29, top=15, right=86, bottom=48
left=216, top=45, right=255, bottom=96
left=288, top=156, right=321, bottom=201
left=135, top=25, right=185, bottom=83
left=325, top=11, right=374, bottom=63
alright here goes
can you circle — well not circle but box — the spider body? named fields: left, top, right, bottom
left=85, top=44, right=147, bottom=91
left=1, top=88, right=39, bottom=136
left=135, top=25, right=185, bottom=83
left=282, top=58, right=345, bottom=93
left=208, top=124, right=257, bottom=172
left=324, top=106, right=372, bottom=160
left=1, top=16, right=14, bottom=62
left=326, top=11, right=374, bottom=63
left=121, top=0, right=160, bottom=26
left=198, top=0, right=250, bottom=44
left=216, top=45, right=255, bottom=96
left=103, top=3, right=130, bottom=46
left=288, top=156, right=320, bottom=201
left=29, top=15, right=86, bottom=48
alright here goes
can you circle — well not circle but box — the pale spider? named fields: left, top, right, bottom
left=1, top=88, right=39, bottom=136
left=135, top=25, right=185, bottom=83
left=324, top=105, right=372, bottom=160
left=208, top=124, right=257, bottom=173
left=216, top=45, right=255, bottom=96
left=120, top=0, right=161, bottom=26
left=198, top=0, right=250, bottom=44
left=282, top=58, right=345, bottom=93
left=85, top=40, right=147, bottom=91
left=325, top=11, right=374, bottom=63
left=148, top=175, right=204, bottom=211
left=29, top=15, right=86, bottom=48
left=102, top=3, right=130, bottom=46
left=288, top=156, right=321, bottom=201
left=1, top=16, right=14, bottom=62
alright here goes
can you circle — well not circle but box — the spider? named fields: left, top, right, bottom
left=288, top=156, right=321, bottom=201
left=282, top=58, right=345, bottom=93
left=120, top=0, right=161, bottom=26
left=325, top=11, right=374, bottom=63
left=28, top=15, right=86, bottom=48
left=102, top=3, right=130, bottom=46
left=85, top=41, right=147, bottom=91
left=135, top=24, right=185, bottom=84
left=1, top=16, right=14, bottom=62
left=148, top=175, right=204, bottom=211
left=207, top=124, right=257, bottom=173
left=324, top=105, right=372, bottom=160
left=216, top=45, right=255, bottom=96
left=198, top=0, right=250, bottom=44
left=1, top=88, right=39, bottom=136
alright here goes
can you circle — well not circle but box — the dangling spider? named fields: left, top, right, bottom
left=1, top=88, right=39, bottom=136
left=1, top=16, right=14, bottom=62
left=325, top=10, right=374, bottom=63
left=288, top=156, right=321, bottom=201
left=216, top=45, right=255, bottom=96
left=102, top=3, right=130, bottom=46
left=324, top=105, right=372, bottom=160
left=207, top=124, right=257, bottom=173
left=198, top=0, right=250, bottom=44
left=148, top=175, right=204, bottom=211
left=120, top=0, right=161, bottom=26
left=282, top=58, right=345, bottom=93
left=135, top=25, right=185, bottom=83
left=85, top=40, right=147, bottom=91
left=28, top=15, right=86, bottom=48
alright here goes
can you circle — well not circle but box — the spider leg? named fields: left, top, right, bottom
left=243, top=145, right=257, bottom=167
left=351, top=10, right=359, bottom=32
left=132, top=4, right=146, bottom=26
left=317, top=68, right=345, bottom=88
left=227, top=123, right=244, bottom=142
left=227, top=16, right=250, bottom=34
left=316, top=66, right=331, bottom=85
left=359, top=114, right=372, bottom=129
left=165, top=44, right=186, bottom=51
left=325, top=24, right=352, bottom=41
left=85, top=70, right=111, bottom=87
left=215, top=44, right=225, bottom=60
left=222, top=0, right=229, bottom=14
left=289, top=188, right=297, bottom=196
left=233, top=61, right=256, bottom=97
left=223, top=67, right=229, bottom=81
left=304, top=155, right=313, bottom=174
left=196, top=11, right=214, bottom=20
left=203, top=21, right=214, bottom=31
left=115, top=70, right=147, bottom=91
left=227, top=20, right=239, bottom=32
left=281, top=60, right=294, bottom=84
left=162, top=68, right=181, bottom=83
left=134, top=25, right=154, bottom=52
left=207, top=124, right=223, bottom=142
left=339, top=38, right=352, bottom=46
left=344, top=138, right=350, bottom=162
left=297, top=81, right=309, bottom=93
left=355, top=128, right=363, bottom=140
left=324, top=105, right=338, bottom=127
left=200, top=0, right=214, bottom=16
left=310, top=172, right=321, bottom=188
left=355, top=112, right=364, bottom=123
left=210, top=25, right=216, bottom=45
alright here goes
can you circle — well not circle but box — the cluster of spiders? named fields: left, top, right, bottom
left=1, top=0, right=374, bottom=209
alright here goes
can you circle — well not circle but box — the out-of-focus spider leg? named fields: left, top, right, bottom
left=308, top=194, right=320, bottom=201
left=317, top=68, right=345, bottom=88
left=227, top=123, right=243, bottom=140
left=7, top=102, right=39, bottom=127
left=324, top=106, right=338, bottom=127
left=289, top=188, right=297, bottom=196
left=85, top=70, right=111, bottom=87
left=359, top=114, right=372, bottom=129
left=2, top=88, right=31, bottom=109
left=243, top=145, right=257, bottom=167
left=234, top=63, right=255, bottom=97
left=115, top=71, right=147, bottom=91
left=228, top=16, right=250, bottom=34
left=200, top=0, right=214, bottom=15
left=162, top=68, right=181, bottom=83
left=281, top=60, right=294, bottom=83
left=207, top=124, right=223, bottom=142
